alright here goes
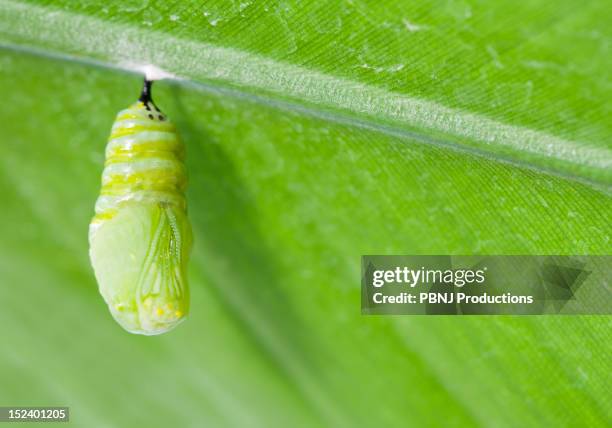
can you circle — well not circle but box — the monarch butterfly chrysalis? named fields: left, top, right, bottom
left=89, top=78, right=192, bottom=335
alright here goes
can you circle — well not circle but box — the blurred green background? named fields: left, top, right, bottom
left=0, top=1, right=610, bottom=427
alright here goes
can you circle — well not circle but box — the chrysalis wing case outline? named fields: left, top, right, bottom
left=89, top=78, right=192, bottom=335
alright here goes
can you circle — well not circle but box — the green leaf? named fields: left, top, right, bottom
left=0, top=1, right=610, bottom=427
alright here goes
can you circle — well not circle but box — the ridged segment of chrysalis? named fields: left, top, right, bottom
left=89, top=79, right=191, bottom=335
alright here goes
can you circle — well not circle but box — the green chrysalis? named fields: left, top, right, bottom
left=89, top=78, right=192, bottom=335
